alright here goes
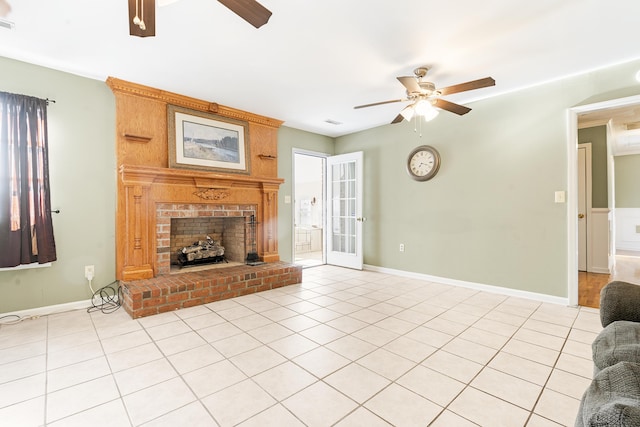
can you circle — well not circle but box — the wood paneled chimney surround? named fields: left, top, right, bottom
left=107, top=78, right=300, bottom=317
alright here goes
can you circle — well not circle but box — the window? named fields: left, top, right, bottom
left=0, top=92, right=56, bottom=267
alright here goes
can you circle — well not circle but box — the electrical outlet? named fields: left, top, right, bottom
left=399, top=243, right=405, bottom=252
left=84, top=265, right=95, bottom=280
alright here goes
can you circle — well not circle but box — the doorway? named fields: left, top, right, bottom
left=292, top=150, right=365, bottom=270
left=293, top=152, right=325, bottom=268
left=569, top=95, right=640, bottom=306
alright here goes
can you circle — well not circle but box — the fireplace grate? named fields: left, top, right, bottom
left=177, top=254, right=228, bottom=268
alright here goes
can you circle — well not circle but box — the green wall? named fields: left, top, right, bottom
left=575, top=126, right=640, bottom=209
left=0, top=56, right=116, bottom=313
left=615, top=154, right=640, bottom=207
left=333, top=88, right=569, bottom=297
left=578, top=126, right=608, bottom=208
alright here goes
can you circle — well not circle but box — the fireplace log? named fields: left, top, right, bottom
left=182, top=245, right=203, bottom=254
left=178, top=236, right=227, bottom=267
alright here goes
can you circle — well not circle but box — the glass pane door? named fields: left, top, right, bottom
left=326, top=152, right=363, bottom=269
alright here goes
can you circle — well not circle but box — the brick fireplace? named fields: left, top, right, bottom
left=108, top=78, right=302, bottom=318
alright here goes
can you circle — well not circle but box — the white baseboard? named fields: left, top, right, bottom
left=363, top=264, right=570, bottom=306
left=1, top=299, right=93, bottom=320
left=589, top=267, right=611, bottom=274
left=3, top=265, right=573, bottom=319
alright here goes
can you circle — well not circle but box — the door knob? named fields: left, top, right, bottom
left=356, top=217, right=367, bottom=222
left=578, top=213, right=585, bottom=219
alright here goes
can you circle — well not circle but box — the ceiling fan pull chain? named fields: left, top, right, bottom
left=133, top=0, right=141, bottom=25
left=139, top=0, right=146, bottom=30
left=413, top=115, right=423, bottom=137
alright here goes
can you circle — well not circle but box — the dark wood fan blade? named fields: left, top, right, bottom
left=397, top=76, right=421, bottom=93
left=128, top=0, right=156, bottom=37
left=434, top=99, right=471, bottom=115
left=391, top=114, right=404, bottom=124
left=438, top=77, right=495, bottom=96
left=354, top=99, right=404, bottom=109
left=218, top=0, right=272, bottom=28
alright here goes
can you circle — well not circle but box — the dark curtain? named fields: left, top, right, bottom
left=0, top=92, right=56, bottom=267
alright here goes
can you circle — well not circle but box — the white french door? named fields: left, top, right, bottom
left=326, top=152, right=364, bottom=270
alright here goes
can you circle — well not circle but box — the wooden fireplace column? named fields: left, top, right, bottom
left=108, top=78, right=284, bottom=281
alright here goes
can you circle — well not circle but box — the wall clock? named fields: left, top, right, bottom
left=406, top=145, right=440, bottom=181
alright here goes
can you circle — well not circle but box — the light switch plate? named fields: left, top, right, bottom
left=284, top=195, right=291, bottom=204
left=554, top=191, right=565, bottom=203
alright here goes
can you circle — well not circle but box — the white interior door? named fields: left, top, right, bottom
left=326, top=152, right=363, bottom=270
left=578, top=143, right=592, bottom=272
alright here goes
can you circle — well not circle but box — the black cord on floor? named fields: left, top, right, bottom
left=87, top=281, right=122, bottom=314
left=0, top=314, right=24, bottom=325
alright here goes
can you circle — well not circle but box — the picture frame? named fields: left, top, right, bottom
left=167, top=104, right=250, bottom=174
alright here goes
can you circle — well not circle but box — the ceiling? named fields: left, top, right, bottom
left=1, top=0, right=640, bottom=137
left=578, top=104, right=640, bottom=130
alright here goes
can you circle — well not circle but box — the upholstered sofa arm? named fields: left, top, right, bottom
left=600, top=281, right=640, bottom=327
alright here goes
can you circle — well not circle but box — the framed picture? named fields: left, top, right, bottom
left=167, top=105, right=250, bottom=174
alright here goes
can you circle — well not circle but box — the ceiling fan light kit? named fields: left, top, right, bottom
left=414, top=100, right=439, bottom=120
left=399, top=105, right=415, bottom=121
left=355, top=66, right=495, bottom=124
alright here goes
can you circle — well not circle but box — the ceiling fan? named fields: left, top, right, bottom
left=355, top=67, right=495, bottom=124
left=128, top=0, right=272, bottom=37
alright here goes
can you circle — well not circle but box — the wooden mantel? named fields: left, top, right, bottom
left=108, top=78, right=284, bottom=281
left=119, top=164, right=284, bottom=188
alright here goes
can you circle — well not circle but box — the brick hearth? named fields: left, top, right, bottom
left=120, top=262, right=302, bottom=319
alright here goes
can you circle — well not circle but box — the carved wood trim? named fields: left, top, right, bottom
left=106, top=77, right=284, bottom=128
left=193, top=189, right=231, bottom=200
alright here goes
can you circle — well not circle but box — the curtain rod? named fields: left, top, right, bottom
left=0, top=92, right=56, bottom=105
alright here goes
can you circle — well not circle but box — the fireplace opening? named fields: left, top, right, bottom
left=170, top=217, right=246, bottom=271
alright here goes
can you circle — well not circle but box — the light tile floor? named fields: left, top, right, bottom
left=0, top=266, right=600, bottom=426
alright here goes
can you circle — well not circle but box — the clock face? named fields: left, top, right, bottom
left=407, top=145, right=440, bottom=181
